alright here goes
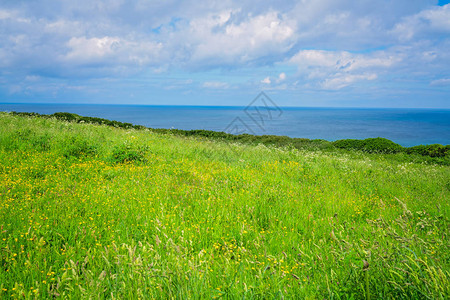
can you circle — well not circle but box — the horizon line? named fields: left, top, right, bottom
left=1, top=102, right=450, bottom=110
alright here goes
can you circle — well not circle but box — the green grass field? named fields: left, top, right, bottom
left=0, top=112, right=449, bottom=299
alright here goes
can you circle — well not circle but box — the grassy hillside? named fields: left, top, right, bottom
left=9, top=111, right=450, bottom=165
left=0, top=112, right=449, bottom=299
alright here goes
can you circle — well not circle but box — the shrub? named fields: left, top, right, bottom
left=10, top=111, right=41, bottom=118
left=51, top=112, right=80, bottom=122
left=405, top=144, right=449, bottom=157
left=292, top=138, right=333, bottom=150
left=333, top=137, right=404, bottom=154
left=361, top=137, right=404, bottom=153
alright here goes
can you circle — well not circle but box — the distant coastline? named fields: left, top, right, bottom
left=3, top=111, right=449, bottom=166
left=1, top=103, right=450, bottom=147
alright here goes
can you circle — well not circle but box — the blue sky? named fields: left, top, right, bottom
left=0, top=0, right=449, bottom=108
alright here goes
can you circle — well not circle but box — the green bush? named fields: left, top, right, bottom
left=51, top=112, right=80, bottom=122
left=333, top=137, right=404, bottom=154
left=405, top=144, right=449, bottom=157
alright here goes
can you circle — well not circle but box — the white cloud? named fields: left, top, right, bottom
left=202, top=81, right=230, bottom=89
left=0, top=0, right=449, bottom=107
left=65, top=36, right=121, bottom=62
left=260, top=73, right=286, bottom=86
left=285, top=0, right=432, bottom=50
left=44, top=20, right=85, bottom=36
left=430, top=78, right=450, bottom=86
left=289, top=49, right=398, bottom=89
left=421, top=4, right=450, bottom=30
left=322, top=73, right=377, bottom=90
left=261, top=77, right=271, bottom=84
left=186, top=10, right=296, bottom=66
left=0, top=9, right=31, bottom=23
left=63, top=36, right=164, bottom=69
left=0, top=9, right=13, bottom=20
left=290, top=50, right=397, bottom=71
left=0, top=0, right=441, bottom=77
left=392, top=4, right=450, bottom=42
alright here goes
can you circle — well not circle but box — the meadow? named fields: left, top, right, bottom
left=0, top=112, right=449, bottom=299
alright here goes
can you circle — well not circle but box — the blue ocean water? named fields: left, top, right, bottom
left=1, top=103, right=449, bottom=147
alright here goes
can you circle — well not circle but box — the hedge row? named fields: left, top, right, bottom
left=332, top=138, right=450, bottom=157
left=8, top=111, right=449, bottom=158
left=332, top=138, right=404, bottom=154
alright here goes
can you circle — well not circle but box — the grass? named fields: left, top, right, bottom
left=9, top=111, right=450, bottom=165
left=0, top=112, right=449, bottom=299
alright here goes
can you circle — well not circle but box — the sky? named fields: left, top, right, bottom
left=0, top=0, right=449, bottom=108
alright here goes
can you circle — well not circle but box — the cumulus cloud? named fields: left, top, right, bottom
left=260, top=72, right=287, bottom=85
left=0, top=3, right=297, bottom=75
left=0, top=0, right=449, bottom=106
left=0, top=1, right=444, bottom=76
left=392, top=4, right=450, bottom=41
left=65, top=36, right=122, bottom=62
left=289, top=49, right=398, bottom=89
left=290, top=50, right=397, bottom=71
left=180, top=10, right=296, bottom=68
left=322, top=73, right=377, bottom=90
left=261, top=77, right=271, bottom=84
left=63, top=36, right=163, bottom=67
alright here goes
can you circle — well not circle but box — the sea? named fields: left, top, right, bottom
left=1, top=103, right=449, bottom=147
